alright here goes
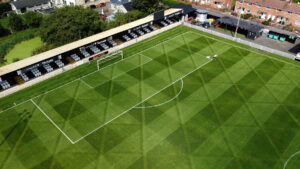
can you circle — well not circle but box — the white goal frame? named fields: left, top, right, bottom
left=97, top=51, right=124, bottom=70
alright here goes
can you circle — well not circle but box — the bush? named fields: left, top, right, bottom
left=12, top=58, right=20, bottom=62
left=31, top=44, right=55, bottom=55
left=132, top=0, right=160, bottom=13
left=0, top=24, right=9, bottom=37
left=106, top=10, right=147, bottom=29
left=23, top=11, right=43, bottom=28
left=0, top=2, right=11, bottom=18
left=285, top=26, right=293, bottom=32
left=8, top=12, right=25, bottom=32
left=262, top=18, right=271, bottom=25
left=241, top=13, right=252, bottom=20
left=162, top=0, right=192, bottom=7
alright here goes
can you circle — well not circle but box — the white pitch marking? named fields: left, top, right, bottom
left=135, top=79, right=184, bottom=109
left=92, top=55, right=153, bottom=88
left=80, top=79, right=93, bottom=89
left=283, top=151, right=300, bottom=169
left=0, top=31, right=190, bottom=115
left=139, top=53, right=153, bottom=62
left=189, top=31, right=300, bottom=69
left=30, top=99, right=75, bottom=144
left=72, top=59, right=213, bottom=144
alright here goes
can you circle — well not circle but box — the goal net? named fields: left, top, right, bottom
left=97, top=51, right=124, bottom=70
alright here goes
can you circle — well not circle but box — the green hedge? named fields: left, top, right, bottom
left=162, top=0, right=192, bottom=7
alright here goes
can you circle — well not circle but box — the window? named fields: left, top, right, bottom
left=247, top=9, right=251, bottom=13
left=256, top=4, right=262, bottom=8
left=286, top=18, right=290, bottom=22
left=266, top=6, right=271, bottom=10
left=296, top=20, right=300, bottom=25
left=277, top=8, right=282, bottom=12
left=247, top=2, right=252, bottom=5
left=214, top=1, right=222, bottom=5
left=287, top=11, right=293, bottom=14
left=239, top=0, right=243, bottom=4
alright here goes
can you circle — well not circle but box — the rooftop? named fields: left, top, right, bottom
left=110, top=0, right=130, bottom=5
left=170, top=3, right=196, bottom=15
left=218, top=16, right=264, bottom=32
left=11, top=0, right=50, bottom=9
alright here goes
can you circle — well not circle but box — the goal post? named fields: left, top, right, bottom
left=97, top=51, right=124, bottom=70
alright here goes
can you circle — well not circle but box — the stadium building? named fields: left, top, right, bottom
left=0, top=8, right=184, bottom=98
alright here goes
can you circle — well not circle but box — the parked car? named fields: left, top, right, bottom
left=97, top=3, right=106, bottom=8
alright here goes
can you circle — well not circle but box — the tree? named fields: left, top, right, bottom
left=23, top=11, right=43, bottom=28
left=131, top=0, right=160, bottom=13
left=8, top=12, right=25, bottom=32
left=0, top=24, right=6, bottom=36
left=0, top=2, right=11, bottom=18
left=106, top=10, right=146, bottom=29
left=39, top=6, right=104, bottom=46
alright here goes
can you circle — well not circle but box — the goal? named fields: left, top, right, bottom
left=97, top=51, right=124, bottom=70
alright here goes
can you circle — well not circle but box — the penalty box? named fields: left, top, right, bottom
left=31, top=32, right=212, bottom=144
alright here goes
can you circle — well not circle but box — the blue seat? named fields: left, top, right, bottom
left=274, top=35, right=279, bottom=40
left=268, top=34, right=274, bottom=38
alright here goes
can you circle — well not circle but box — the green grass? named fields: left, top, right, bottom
left=3, top=37, right=44, bottom=64
left=0, top=28, right=37, bottom=44
left=0, top=25, right=300, bottom=169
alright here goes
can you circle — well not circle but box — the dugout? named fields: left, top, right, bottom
left=217, top=16, right=264, bottom=40
left=0, top=8, right=183, bottom=94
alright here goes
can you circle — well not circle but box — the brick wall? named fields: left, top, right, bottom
left=235, top=1, right=300, bottom=27
left=179, top=0, right=234, bottom=9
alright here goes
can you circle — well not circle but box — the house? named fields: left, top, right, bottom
left=110, top=0, right=131, bottom=13
left=178, top=0, right=234, bottom=10
left=51, top=0, right=109, bottom=7
left=10, top=0, right=52, bottom=14
left=235, top=0, right=300, bottom=27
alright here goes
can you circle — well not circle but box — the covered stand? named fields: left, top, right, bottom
left=217, top=16, right=264, bottom=40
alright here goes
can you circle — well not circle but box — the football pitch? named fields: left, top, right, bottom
left=0, top=26, right=300, bottom=169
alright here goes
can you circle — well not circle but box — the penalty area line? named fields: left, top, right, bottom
left=0, top=31, right=190, bottom=115
left=72, top=59, right=213, bottom=144
left=30, top=99, right=75, bottom=144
